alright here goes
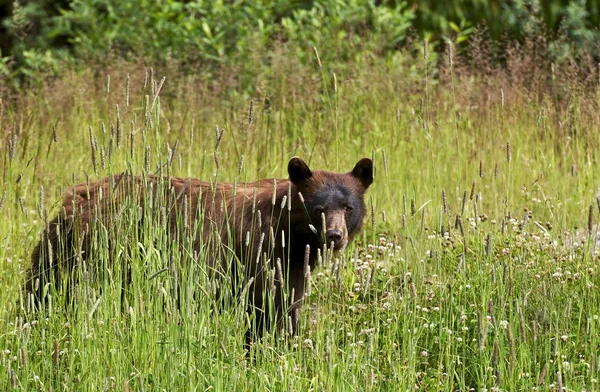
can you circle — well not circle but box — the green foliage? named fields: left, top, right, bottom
left=2, top=0, right=600, bottom=86
left=53, top=0, right=276, bottom=62
left=549, top=0, right=600, bottom=61
left=0, top=0, right=416, bottom=84
left=281, top=0, right=414, bottom=63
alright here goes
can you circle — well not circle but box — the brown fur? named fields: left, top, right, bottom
left=27, top=158, right=373, bottom=344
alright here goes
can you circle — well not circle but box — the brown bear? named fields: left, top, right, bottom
left=27, top=157, right=373, bottom=344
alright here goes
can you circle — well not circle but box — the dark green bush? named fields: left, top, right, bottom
left=1, top=0, right=599, bottom=87
left=0, top=0, right=415, bottom=85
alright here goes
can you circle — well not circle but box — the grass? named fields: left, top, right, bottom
left=1, top=47, right=600, bottom=391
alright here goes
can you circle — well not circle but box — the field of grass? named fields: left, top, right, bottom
left=2, top=48, right=600, bottom=391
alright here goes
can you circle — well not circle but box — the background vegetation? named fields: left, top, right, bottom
left=1, top=0, right=600, bottom=87
left=2, top=0, right=600, bottom=391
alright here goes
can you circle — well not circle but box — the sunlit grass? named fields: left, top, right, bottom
left=1, top=50, right=600, bottom=390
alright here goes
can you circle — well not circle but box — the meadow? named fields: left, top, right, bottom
left=2, top=46, right=600, bottom=391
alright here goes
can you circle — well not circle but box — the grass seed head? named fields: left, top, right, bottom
left=9, top=132, right=17, bottom=161
left=54, top=339, right=59, bottom=367
left=0, top=191, right=6, bottom=212
left=371, top=195, right=376, bottom=229
left=538, top=362, right=548, bottom=385
left=116, top=105, right=122, bottom=149
left=304, top=245, right=310, bottom=277
left=144, top=145, right=150, bottom=173
left=238, top=155, right=245, bottom=175
left=100, top=145, right=106, bottom=170
left=125, top=73, right=130, bottom=107
left=588, top=204, right=594, bottom=236
left=18, top=196, right=25, bottom=215
left=37, top=185, right=45, bottom=219
left=492, top=340, right=499, bottom=367
left=382, top=148, right=388, bottom=177
left=477, top=308, right=485, bottom=350
left=442, top=189, right=448, bottom=215
left=280, top=195, right=287, bottom=210
left=276, top=258, right=284, bottom=290
left=313, top=46, right=322, bottom=68
left=519, top=311, right=527, bottom=343
left=130, top=121, right=135, bottom=159
left=333, top=72, right=337, bottom=93
left=248, top=99, right=254, bottom=124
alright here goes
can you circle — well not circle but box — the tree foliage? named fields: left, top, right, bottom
left=0, top=0, right=598, bottom=85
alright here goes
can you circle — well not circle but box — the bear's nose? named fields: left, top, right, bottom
left=326, top=229, right=343, bottom=247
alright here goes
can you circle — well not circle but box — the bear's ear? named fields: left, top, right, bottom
left=288, top=157, right=313, bottom=184
left=350, top=158, right=373, bottom=189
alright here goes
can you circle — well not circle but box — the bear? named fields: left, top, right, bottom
left=27, top=157, right=373, bottom=345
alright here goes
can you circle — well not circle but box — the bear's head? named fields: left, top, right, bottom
left=288, top=157, right=373, bottom=251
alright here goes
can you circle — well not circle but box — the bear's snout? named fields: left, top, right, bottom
left=324, top=210, right=349, bottom=250
left=326, top=229, right=343, bottom=248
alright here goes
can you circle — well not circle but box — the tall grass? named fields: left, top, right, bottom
left=1, top=46, right=600, bottom=390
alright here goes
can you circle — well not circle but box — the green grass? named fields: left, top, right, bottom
left=2, top=51, right=600, bottom=391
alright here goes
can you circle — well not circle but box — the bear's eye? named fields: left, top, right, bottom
left=315, top=206, right=326, bottom=215
left=344, top=205, right=353, bottom=213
